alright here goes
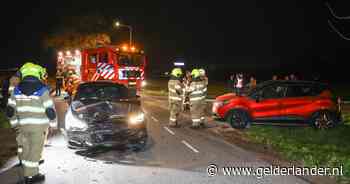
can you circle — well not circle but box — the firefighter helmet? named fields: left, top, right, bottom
left=191, top=69, right=200, bottom=78
left=171, top=68, right=183, bottom=77
left=20, top=62, right=43, bottom=80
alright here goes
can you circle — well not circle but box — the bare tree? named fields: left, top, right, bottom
left=326, top=2, right=350, bottom=40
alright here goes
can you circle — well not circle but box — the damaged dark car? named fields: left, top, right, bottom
left=64, top=81, right=147, bottom=151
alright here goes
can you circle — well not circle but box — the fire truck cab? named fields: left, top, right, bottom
left=57, top=45, right=146, bottom=95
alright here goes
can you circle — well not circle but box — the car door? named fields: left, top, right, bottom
left=281, top=84, right=315, bottom=119
left=249, top=84, right=287, bottom=119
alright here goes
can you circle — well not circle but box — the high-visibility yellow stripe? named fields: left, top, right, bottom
left=168, top=89, right=177, bottom=93
left=15, top=95, right=40, bottom=100
left=19, top=118, right=49, bottom=125
left=192, top=119, right=201, bottom=122
left=17, top=106, right=45, bottom=113
left=169, top=96, right=182, bottom=101
left=43, top=100, right=54, bottom=108
left=170, top=118, right=176, bottom=122
left=190, top=96, right=205, bottom=101
left=22, top=160, right=39, bottom=168
left=191, top=91, right=204, bottom=95
left=175, top=85, right=182, bottom=89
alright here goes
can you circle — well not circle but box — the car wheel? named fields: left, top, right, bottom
left=227, top=109, right=249, bottom=129
left=130, top=138, right=148, bottom=152
left=310, top=110, right=336, bottom=129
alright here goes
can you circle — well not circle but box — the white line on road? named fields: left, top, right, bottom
left=151, top=116, right=159, bottom=122
left=164, top=126, right=175, bottom=135
left=181, top=140, right=199, bottom=153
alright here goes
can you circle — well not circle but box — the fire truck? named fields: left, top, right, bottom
left=57, top=45, right=147, bottom=95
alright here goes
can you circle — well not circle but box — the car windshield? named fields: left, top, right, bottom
left=75, top=83, right=128, bottom=100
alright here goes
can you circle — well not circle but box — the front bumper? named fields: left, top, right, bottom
left=67, top=123, right=147, bottom=148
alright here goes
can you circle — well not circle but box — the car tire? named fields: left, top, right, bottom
left=227, top=109, right=250, bottom=129
left=310, top=110, right=337, bottom=129
left=130, top=137, right=148, bottom=152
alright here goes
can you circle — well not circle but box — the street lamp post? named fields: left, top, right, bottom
left=115, top=21, right=133, bottom=46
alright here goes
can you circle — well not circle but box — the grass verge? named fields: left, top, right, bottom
left=0, top=111, right=16, bottom=168
left=216, top=114, right=350, bottom=183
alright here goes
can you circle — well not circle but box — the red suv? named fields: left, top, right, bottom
left=212, top=80, right=342, bottom=129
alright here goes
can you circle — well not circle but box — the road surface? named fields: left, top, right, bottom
left=0, top=94, right=309, bottom=184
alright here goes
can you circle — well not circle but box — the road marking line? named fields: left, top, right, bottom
left=164, top=126, right=175, bottom=135
left=181, top=140, right=199, bottom=153
left=151, top=116, right=159, bottom=122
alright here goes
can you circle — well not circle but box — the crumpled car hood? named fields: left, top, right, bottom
left=71, top=100, right=134, bottom=121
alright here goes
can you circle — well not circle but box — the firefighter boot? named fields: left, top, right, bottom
left=24, top=173, right=45, bottom=184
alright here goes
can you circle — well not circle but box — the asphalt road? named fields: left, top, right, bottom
left=0, top=94, right=309, bottom=184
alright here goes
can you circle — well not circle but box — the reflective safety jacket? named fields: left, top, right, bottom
left=188, top=78, right=206, bottom=103
left=168, top=78, right=183, bottom=103
left=8, top=79, right=56, bottom=128
left=201, top=76, right=208, bottom=97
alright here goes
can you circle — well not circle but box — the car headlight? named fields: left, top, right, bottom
left=141, top=80, right=147, bottom=87
left=129, top=113, right=145, bottom=125
left=65, top=109, right=88, bottom=130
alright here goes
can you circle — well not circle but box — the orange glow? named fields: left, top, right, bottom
left=131, top=46, right=136, bottom=51
left=122, top=45, right=128, bottom=51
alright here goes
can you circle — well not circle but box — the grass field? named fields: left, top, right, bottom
left=244, top=114, right=350, bottom=183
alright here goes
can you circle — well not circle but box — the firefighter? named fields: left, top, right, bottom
left=188, top=69, right=206, bottom=129
left=198, top=68, right=208, bottom=127
left=6, top=62, right=57, bottom=184
left=168, top=68, right=184, bottom=127
left=55, top=69, right=64, bottom=96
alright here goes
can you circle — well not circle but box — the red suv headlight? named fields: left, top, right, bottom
left=212, top=101, right=224, bottom=113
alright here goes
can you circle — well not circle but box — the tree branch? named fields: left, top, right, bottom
left=325, top=2, right=350, bottom=20
left=327, top=20, right=350, bottom=41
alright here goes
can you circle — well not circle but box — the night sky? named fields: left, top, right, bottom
left=2, top=1, right=350, bottom=81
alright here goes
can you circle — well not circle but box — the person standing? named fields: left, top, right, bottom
left=198, top=68, right=208, bottom=127
left=168, top=68, right=184, bottom=127
left=228, top=74, right=235, bottom=93
left=6, top=62, right=57, bottom=184
left=234, top=73, right=244, bottom=96
left=55, top=69, right=64, bottom=96
left=249, top=76, right=257, bottom=90
left=188, top=69, right=206, bottom=129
